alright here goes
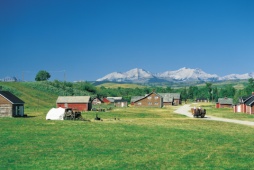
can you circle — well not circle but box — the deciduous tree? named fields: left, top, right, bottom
left=35, top=70, right=51, bottom=81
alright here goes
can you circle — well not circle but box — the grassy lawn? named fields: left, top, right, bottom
left=191, top=102, right=254, bottom=121
left=1, top=106, right=254, bottom=169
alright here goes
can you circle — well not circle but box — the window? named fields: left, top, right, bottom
left=138, top=102, right=142, bottom=105
left=148, top=96, right=152, bottom=100
left=148, top=102, right=152, bottom=105
left=155, top=102, right=158, bottom=105
left=155, top=96, right=159, bottom=100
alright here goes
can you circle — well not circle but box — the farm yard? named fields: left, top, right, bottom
left=1, top=82, right=254, bottom=169
left=1, top=105, right=254, bottom=169
left=2, top=0, right=254, bottom=169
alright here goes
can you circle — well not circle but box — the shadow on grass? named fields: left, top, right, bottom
left=13, top=115, right=37, bottom=118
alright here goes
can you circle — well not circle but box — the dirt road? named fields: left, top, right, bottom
left=174, top=104, right=254, bottom=126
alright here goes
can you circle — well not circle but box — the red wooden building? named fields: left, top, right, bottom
left=102, top=98, right=111, bottom=104
left=233, top=92, right=254, bottom=114
left=216, top=97, right=233, bottom=108
left=56, top=96, right=91, bottom=111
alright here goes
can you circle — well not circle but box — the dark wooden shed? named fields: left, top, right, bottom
left=0, top=91, right=25, bottom=117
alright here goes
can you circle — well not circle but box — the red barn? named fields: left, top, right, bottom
left=56, top=96, right=91, bottom=111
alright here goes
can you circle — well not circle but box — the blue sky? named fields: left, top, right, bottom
left=1, top=0, right=254, bottom=81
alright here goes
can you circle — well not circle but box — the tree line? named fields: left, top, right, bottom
left=38, top=78, right=254, bottom=104
left=34, top=70, right=254, bottom=104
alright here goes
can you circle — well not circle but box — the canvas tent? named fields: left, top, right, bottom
left=46, top=107, right=65, bottom=120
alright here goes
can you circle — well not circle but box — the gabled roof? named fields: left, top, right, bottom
left=102, top=98, right=111, bottom=103
left=92, top=97, right=103, bottom=102
left=56, top=96, right=91, bottom=103
left=131, top=96, right=144, bottom=103
left=0, top=91, right=24, bottom=104
left=158, top=93, right=173, bottom=102
left=245, top=96, right=254, bottom=106
left=169, top=93, right=181, bottom=99
left=218, top=98, right=233, bottom=105
left=107, top=97, right=122, bottom=100
left=239, top=96, right=249, bottom=103
left=242, top=94, right=254, bottom=103
left=106, top=98, right=115, bottom=103
left=132, top=92, right=162, bottom=103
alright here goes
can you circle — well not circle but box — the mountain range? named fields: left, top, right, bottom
left=96, top=67, right=254, bottom=83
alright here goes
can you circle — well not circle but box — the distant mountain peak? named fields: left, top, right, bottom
left=96, top=68, right=254, bottom=83
left=96, top=68, right=154, bottom=82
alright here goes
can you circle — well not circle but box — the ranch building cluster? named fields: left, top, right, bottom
left=1, top=90, right=254, bottom=117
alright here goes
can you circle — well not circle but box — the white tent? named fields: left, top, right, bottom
left=46, top=107, right=65, bottom=120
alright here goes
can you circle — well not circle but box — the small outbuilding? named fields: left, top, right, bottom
left=196, top=97, right=208, bottom=103
left=56, top=96, right=92, bottom=111
left=92, top=97, right=103, bottom=105
left=0, top=91, right=25, bottom=117
left=158, top=93, right=174, bottom=106
left=216, top=97, right=233, bottom=108
left=169, top=93, right=182, bottom=105
left=114, top=99, right=128, bottom=107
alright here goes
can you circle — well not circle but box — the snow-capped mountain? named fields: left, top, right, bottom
left=156, top=67, right=219, bottom=81
left=96, top=67, right=254, bottom=83
left=219, top=73, right=254, bottom=81
left=96, top=68, right=155, bottom=82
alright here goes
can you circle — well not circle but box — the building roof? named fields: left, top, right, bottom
left=92, top=97, right=103, bottom=102
left=158, top=93, right=174, bottom=102
left=0, top=91, right=24, bottom=104
left=239, top=96, right=249, bottom=103
left=169, top=93, right=181, bottom=99
left=56, top=96, right=91, bottom=103
left=218, top=98, right=233, bottom=105
left=106, top=98, right=114, bottom=103
left=107, top=97, right=122, bottom=100
left=245, top=96, right=254, bottom=106
left=132, top=92, right=162, bottom=103
left=131, top=96, right=144, bottom=103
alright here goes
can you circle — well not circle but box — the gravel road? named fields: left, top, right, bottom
left=174, top=104, right=254, bottom=126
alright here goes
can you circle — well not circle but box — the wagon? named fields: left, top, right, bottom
left=64, top=108, right=84, bottom=120
left=191, top=108, right=206, bottom=118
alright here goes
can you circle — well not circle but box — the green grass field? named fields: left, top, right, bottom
left=1, top=82, right=254, bottom=169
left=1, top=106, right=254, bottom=169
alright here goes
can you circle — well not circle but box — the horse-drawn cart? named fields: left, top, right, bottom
left=191, top=107, right=206, bottom=118
left=64, top=108, right=84, bottom=120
